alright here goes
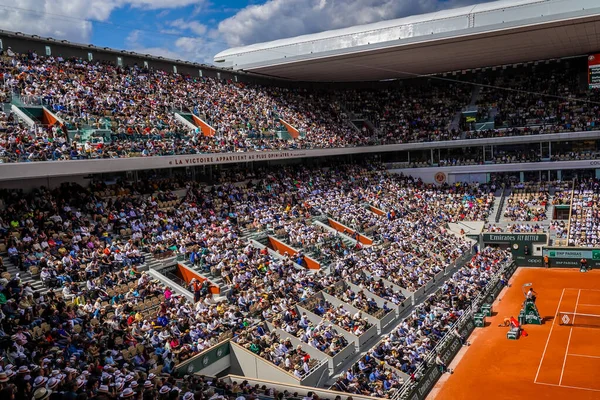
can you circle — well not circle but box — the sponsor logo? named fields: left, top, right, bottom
left=548, top=250, right=600, bottom=259
left=434, top=172, right=446, bottom=184
left=528, top=258, right=542, bottom=264
left=486, top=234, right=544, bottom=242
left=554, top=260, right=579, bottom=266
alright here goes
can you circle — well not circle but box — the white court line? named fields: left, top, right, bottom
left=564, top=288, right=600, bottom=292
left=559, top=289, right=581, bottom=385
left=568, top=354, right=600, bottom=359
left=534, top=288, right=566, bottom=383
left=578, top=304, right=600, bottom=307
left=535, top=381, right=600, bottom=393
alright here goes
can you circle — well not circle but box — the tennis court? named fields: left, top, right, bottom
left=535, top=287, right=600, bottom=392
left=431, top=268, right=600, bottom=400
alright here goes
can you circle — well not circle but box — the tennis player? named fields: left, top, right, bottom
left=526, top=287, right=537, bottom=303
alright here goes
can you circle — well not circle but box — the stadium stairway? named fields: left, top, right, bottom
left=497, top=187, right=512, bottom=222
left=141, top=250, right=171, bottom=272
left=486, top=188, right=505, bottom=224
left=0, top=248, right=158, bottom=295
left=468, top=85, right=481, bottom=107
left=0, top=255, right=46, bottom=293
left=181, top=258, right=230, bottom=295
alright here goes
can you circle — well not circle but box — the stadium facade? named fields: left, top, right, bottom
left=215, top=0, right=600, bottom=82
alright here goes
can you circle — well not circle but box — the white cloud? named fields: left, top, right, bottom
left=217, top=0, right=492, bottom=48
left=124, top=0, right=202, bottom=9
left=0, top=0, right=115, bottom=42
left=0, top=0, right=202, bottom=43
left=168, top=18, right=207, bottom=36
left=125, top=29, right=141, bottom=46
left=128, top=45, right=183, bottom=60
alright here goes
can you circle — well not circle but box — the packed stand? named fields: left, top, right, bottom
left=307, top=296, right=373, bottom=337
left=503, top=183, right=549, bottom=221
left=475, top=60, right=600, bottom=134
left=333, top=247, right=511, bottom=397
left=569, top=178, right=600, bottom=246
left=235, top=324, right=320, bottom=378
left=485, top=223, right=544, bottom=233
left=0, top=162, right=499, bottom=399
left=271, top=307, right=351, bottom=357
left=339, top=81, right=470, bottom=144
left=325, top=282, right=393, bottom=319
left=333, top=354, right=405, bottom=397
left=367, top=177, right=494, bottom=222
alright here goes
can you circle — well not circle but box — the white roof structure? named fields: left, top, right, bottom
left=214, top=0, right=600, bottom=82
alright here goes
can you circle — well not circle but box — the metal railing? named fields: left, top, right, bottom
left=495, top=186, right=506, bottom=223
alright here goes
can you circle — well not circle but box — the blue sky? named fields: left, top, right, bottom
left=0, top=0, right=491, bottom=64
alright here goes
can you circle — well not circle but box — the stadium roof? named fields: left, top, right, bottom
left=214, top=0, right=600, bottom=82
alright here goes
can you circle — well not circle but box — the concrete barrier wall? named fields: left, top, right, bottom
left=176, top=263, right=220, bottom=294
left=300, top=359, right=329, bottom=387
left=379, top=277, right=415, bottom=300
left=326, top=218, right=374, bottom=245
left=229, top=342, right=301, bottom=385
left=249, top=239, right=304, bottom=270
left=174, top=340, right=230, bottom=377
left=296, top=303, right=360, bottom=351
left=330, top=337, right=357, bottom=370
left=321, top=292, right=379, bottom=345
left=346, top=282, right=399, bottom=331
left=434, top=270, right=445, bottom=284
left=313, top=220, right=359, bottom=247
left=222, top=375, right=382, bottom=400
left=147, top=268, right=194, bottom=302
left=268, top=236, right=321, bottom=270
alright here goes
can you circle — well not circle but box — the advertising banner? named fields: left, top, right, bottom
left=589, top=54, right=600, bottom=89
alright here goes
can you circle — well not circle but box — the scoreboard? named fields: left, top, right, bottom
left=589, top=54, right=600, bottom=89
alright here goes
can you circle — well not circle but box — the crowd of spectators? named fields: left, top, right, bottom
left=2, top=50, right=600, bottom=164
left=503, top=184, right=548, bottom=221
left=334, top=247, right=511, bottom=397
left=0, top=158, right=519, bottom=400
left=271, top=308, right=350, bottom=357
left=307, top=296, right=373, bottom=337
left=339, top=81, right=470, bottom=144
left=569, top=178, right=600, bottom=246
left=485, top=223, right=544, bottom=233
left=475, top=60, right=600, bottom=133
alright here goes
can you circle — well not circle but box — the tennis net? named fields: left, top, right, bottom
left=558, top=311, right=600, bottom=328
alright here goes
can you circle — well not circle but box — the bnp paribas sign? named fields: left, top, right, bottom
left=547, top=249, right=600, bottom=260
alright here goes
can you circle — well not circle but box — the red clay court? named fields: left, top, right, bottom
left=431, top=268, right=600, bottom=400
